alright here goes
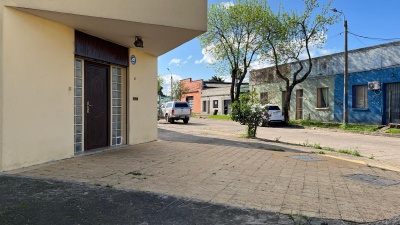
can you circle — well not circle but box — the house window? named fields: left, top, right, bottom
left=74, top=59, right=83, bottom=153
left=317, top=87, right=329, bottom=108
left=353, top=85, right=368, bottom=108
left=213, top=100, right=218, bottom=108
left=111, top=67, right=123, bottom=146
left=203, top=101, right=207, bottom=112
left=260, top=92, right=268, bottom=104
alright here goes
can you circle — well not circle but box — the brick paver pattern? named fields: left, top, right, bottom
left=10, top=138, right=400, bottom=223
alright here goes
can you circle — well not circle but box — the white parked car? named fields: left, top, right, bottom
left=259, top=104, right=285, bottom=126
left=159, top=101, right=191, bottom=124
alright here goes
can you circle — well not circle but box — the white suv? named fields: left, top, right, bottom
left=159, top=101, right=191, bottom=124
left=259, top=104, right=285, bottom=126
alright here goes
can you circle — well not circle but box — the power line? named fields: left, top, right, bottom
left=349, top=32, right=400, bottom=42
left=327, top=32, right=345, bottom=41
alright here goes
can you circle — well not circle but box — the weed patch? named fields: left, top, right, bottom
left=338, top=149, right=361, bottom=157
left=126, top=171, right=143, bottom=176
left=290, top=120, right=381, bottom=132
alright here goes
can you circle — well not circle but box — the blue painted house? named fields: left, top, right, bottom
left=335, top=67, right=400, bottom=124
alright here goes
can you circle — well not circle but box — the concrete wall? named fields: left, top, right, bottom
left=292, top=76, right=335, bottom=121
left=201, top=87, right=231, bottom=115
left=334, top=67, right=400, bottom=124
left=128, top=49, right=158, bottom=144
left=290, top=42, right=400, bottom=80
left=1, top=8, right=74, bottom=171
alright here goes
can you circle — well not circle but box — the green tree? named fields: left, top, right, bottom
left=262, top=0, right=337, bottom=122
left=171, top=80, right=189, bottom=101
left=157, top=75, right=164, bottom=95
left=199, top=0, right=272, bottom=103
left=208, top=75, right=225, bottom=82
left=231, top=91, right=267, bottom=138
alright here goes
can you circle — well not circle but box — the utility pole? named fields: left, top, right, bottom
left=344, top=19, right=348, bottom=125
left=331, top=8, right=348, bottom=125
left=167, top=68, right=173, bottom=101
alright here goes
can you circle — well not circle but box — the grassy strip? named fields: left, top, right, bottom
left=299, top=140, right=362, bottom=157
left=386, top=128, right=400, bottom=134
left=207, top=115, right=232, bottom=120
left=290, top=120, right=381, bottom=132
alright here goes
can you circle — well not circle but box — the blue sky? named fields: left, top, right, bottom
left=158, top=0, right=400, bottom=95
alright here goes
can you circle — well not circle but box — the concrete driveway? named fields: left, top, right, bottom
left=5, top=118, right=400, bottom=224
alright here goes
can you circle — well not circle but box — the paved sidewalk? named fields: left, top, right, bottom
left=185, top=118, right=400, bottom=171
left=6, top=123, right=400, bottom=224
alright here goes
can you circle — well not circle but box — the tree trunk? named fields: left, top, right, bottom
left=283, top=83, right=293, bottom=123
left=230, top=70, right=236, bottom=103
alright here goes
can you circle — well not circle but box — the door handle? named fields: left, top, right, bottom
left=87, top=101, right=93, bottom=113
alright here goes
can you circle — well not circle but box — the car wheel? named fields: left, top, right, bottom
left=183, top=119, right=189, bottom=124
left=258, top=119, right=265, bottom=127
left=170, top=119, right=175, bottom=124
left=166, top=115, right=171, bottom=123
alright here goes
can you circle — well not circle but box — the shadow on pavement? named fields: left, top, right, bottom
left=158, top=128, right=305, bottom=153
left=0, top=175, right=356, bottom=225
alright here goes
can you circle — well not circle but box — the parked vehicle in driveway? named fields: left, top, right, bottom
left=160, top=101, right=191, bottom=124
left=259, top=104, right=285, bottom=126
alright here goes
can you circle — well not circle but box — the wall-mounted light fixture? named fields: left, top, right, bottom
left=134, top=36, right=143, bottom=48
left=392, top=73, right=396, bottom=78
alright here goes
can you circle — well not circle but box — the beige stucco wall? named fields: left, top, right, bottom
left=1, top=8, right=74, bottom=171
left=3, top=0, right=207, bottom=31
left=0, top=5, right=4, bottom=171
left=128, top=49, right=158, bottom=144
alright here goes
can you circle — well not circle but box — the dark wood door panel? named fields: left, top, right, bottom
left=84, top=62, right=109, bottom=150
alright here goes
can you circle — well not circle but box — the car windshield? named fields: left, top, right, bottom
left=175, top=103, right=188, bottom=108
left=267, top=106, right=280, bottom=110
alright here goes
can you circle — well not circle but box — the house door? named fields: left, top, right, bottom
left=296, top=89, right=303, bottom=120
left=223, top=100, right=231, bottom=115
left=386, top=82, right=400, bottom=124
left=84, top=62, right=110, bottom=150
left=186, top=96, right=194, bottom=110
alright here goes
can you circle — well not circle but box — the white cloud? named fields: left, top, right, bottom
left=160, top=74, right=183, bottom=96
left=250, top=54, right=273, bottom=71
left=195, top=45, right=217, bottom=65
left=168, top=55, right=193, bottom=66
left=181, top=55, right=192, bottom=65
left=221, top=1, right=234, bottom=8
left=169, top=58, right=181, bottom=66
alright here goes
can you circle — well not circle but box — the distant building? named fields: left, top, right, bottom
left=250, top=41, right=400, bottom=125
left=180, top=78, right=249, bottom=115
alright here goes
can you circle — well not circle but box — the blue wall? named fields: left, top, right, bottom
left=334, top=67, right=400, bottom=124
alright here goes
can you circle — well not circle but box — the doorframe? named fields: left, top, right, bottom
left=296, top=89, right=303, bottom=120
